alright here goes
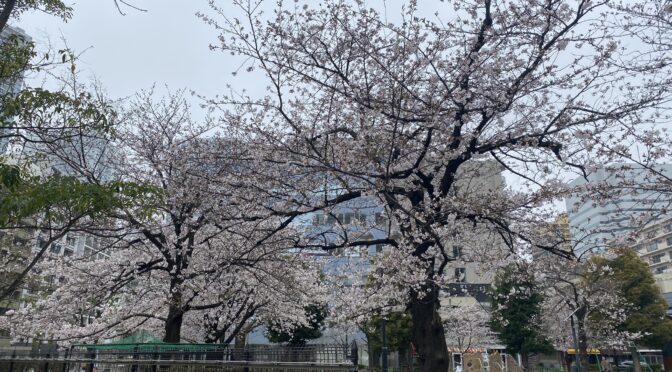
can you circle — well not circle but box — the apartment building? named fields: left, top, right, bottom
left=631, top=216, right=672, bottom=275
left=566, top=164, right=672, bottom=257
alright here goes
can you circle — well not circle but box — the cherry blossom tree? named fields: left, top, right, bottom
left=202, top=0, right=672, bottom=369
left=538, top=254, right=633, bottom=370
left=5, top=89, right=325, bottom=344
left=442, top=303, right=495, bottom=354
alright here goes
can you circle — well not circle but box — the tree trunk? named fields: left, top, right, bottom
left=0, top=0, right=17, bottom=34
left=164, top=304, right=184, bottom=343
left=409, top=281, right=449, bottom=372
left=576, top=316, right=589, bottom=372
left=370, top=348, right=381, bottom=369
left=521, top=353, right=530, bottom=371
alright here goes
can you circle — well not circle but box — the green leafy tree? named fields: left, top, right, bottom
left=0, top=0, right=152, bottom=307
left=490, top=264, right=554, bottom=370
left=267, top=304, right=327, bottom=346
left=607, top=249, right=672, bottom=348
left=360, top=311, right=413, bottom=369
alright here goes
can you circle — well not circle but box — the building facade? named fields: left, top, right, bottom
left=566, top=165, right=672, bottom=257
left=0, top=25, right=30, bottom=154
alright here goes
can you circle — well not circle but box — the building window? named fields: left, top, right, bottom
left=63, top=248, right=74, bottom=257
left=375, top=213, right=387, bottom=226
left=652, top=254, right=664, bottom=264
left=49, top=244, right=61, bottom=255
left=665, top=223, right=672, bottom=233
left=375, top=244, right=383, bottom=253
left=647, top=241, right=659, bottom=252
left=655, top=266, right=668, bottom=274
left=455, top=268, right=466, bottom=282
left=452, top=245, right=462, bottom=258
left=647, top=229, right=660, bottom=239
left=66, top=236, right=76, bottom=246
left=666, top=236, right=672, bottom=247
left=358, top=213, right=367, bottom=224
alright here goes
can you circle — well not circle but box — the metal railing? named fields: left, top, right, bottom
left=0, top=344, right=357, bottom=371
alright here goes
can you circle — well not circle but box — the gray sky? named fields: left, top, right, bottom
left=15, top=1, right=238, bottom=103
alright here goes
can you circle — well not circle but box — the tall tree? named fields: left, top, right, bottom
left=0, top=0, right=148, bottom=306
left=608, top=249, right=672, bottom=348
left=490, top=264, right=553, bottom=371
left=204, top=0, right=672, bottom=369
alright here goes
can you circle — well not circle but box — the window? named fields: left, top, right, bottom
left=646, top=229, right=660, bottom=239
left=375, top=244, right=383, bottom=253
left=454, top=268, right=466, bottom=282
left=452, top=246, right=462, bottom=258
left=655, top=266, right=668, bottom=274
left=647, top=241, right=659, bottom=252
left=63, top=248, right=74, bottom=257
left=652, top=254, right=664, bottom=264
left=665, top=223, right=672, bottom=233
left=66, top=236, right=76, bottom=246
left=667, top=236, right=672, bottom=247
left=375, top=213, right=387, bottom=226
left=84, top=247, right=94, bottom=260
left=49, top=244, right=61, bottom=255
left=358, top=213, right=367, bottom=224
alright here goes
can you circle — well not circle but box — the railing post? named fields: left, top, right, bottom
left=61, top=347, right=69, bottom=372
left=8, top=349, right=15, bottom=372
left=131, top=345, right=139, bottom=372
left=152, top=345, right=158, bottom=372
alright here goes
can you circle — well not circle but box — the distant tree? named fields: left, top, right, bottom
left=359, top=311, right=412, bottom=369
left=539, top=255, right=632, bottom=371
left=490, top=264, right=554, bottom=370
left=267, top=304, right=327, bottom=346
left=607, top=249, right=672, bottom=348
left=443, top=303, right=495, bottom=354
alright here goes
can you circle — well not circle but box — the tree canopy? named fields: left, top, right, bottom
left=490, top=264, right=554, bottom=369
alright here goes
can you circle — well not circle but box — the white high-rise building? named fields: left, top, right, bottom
left=565, top=164, right=672, bottom=257
left=0, top=25, right=30, bottom=154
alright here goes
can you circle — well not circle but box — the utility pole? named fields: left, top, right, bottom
left=381, top=317, right=388, bottom=372
left=570, top=315, right=582, bottom=372
left=564, top=309, right=582, bottom=372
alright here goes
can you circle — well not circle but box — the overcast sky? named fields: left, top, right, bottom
left=15, top=1, right=240, bottom=105
left=13, top=1, right=431, bottom=108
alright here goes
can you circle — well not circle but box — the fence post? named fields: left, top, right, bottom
left=61, top=347, right=69, bottom=372
left=8, top=349, right=15, bottom=372
left=131, top=345, right=139, bottom=372
left=152, top=345, right=158, bottom=372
